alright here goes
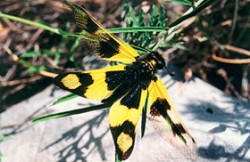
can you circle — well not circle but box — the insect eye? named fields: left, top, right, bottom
left=150, top=51, right=165, bottom=69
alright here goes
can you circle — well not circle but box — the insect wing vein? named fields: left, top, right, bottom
left=148, top=78, right=197, bottom=159
left=63, top=1, right=139, bottom=63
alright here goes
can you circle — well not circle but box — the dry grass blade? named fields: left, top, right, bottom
left=212, top=55, right=250, bottom=64
left=0, top=76, right=43, bottom=87
left=223, top=44, right=250, bottom=57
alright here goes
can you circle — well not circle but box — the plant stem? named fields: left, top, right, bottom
left=0, top=12, right=166, bottom=37
left=108, top=27, right=167, bottom=33
left=33, top=103, right=110, bottom=122
left=0, top=12, right=67, bottom=35
left=168, top=0, right=216, bottom=28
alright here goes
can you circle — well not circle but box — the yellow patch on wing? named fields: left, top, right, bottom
left=109, top=104, right=143, bottom=129
left=83, top=65, right=126, bottom=99
left=148, top=78, right=197, bottom=160
left=83, top=72, right=111, bottom=99
left=54, top=65, right=126, bottom=100
left=109, top=88, right=147, bottom=160
left=117, top=132, right=133, bottom=154
left=61, top=74, right=82, bottom=89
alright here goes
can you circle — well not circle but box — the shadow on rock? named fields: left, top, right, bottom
left=43, top=110, right=110, bottom=162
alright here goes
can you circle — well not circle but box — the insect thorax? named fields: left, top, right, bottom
left=137, top=51, right=165, bottom=71
left=125, top=51, right=165, bottom=87
left=102, top=52, right=165, bottom=104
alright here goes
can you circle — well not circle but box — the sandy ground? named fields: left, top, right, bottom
left=1, top=74, right=250, bottom=162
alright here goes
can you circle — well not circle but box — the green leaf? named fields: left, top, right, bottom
left=163, top=0, right=193, bottom=6
left=169, top=0, right=215, bottom=28
left=122, top=3, right=169, bottom=54
left=0, top=134, right=11, bottom=142
left=52, top=93, right=78, bottom=105
left=0, top=12, right=68, bottom=36
left=121, top=0, right=129, bottom=19
left=129, top=7, right=139, bottom=27
left=21, top=50, right=59, bottom=58
left=115, top=154, right=122, bottom=162
left=69, top=38, right=80, bottom=62
left=152, top=5, right=159, bottom=16
left=26, top=66, right=46, bottom=73
left=33, top=103, right=110, bottom=123
left=109, top=27, right=167, bottom=34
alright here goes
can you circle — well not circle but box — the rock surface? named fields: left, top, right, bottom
left=1, top=74, right=250, bottom=162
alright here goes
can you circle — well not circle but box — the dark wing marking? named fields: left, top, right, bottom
left=109, top=86, right=147, bottom=160
left=54, top=65, right=126, bottom=100
left=63, top=1, right=139, bottom=63
left=148, top=78, right=197, bottom=160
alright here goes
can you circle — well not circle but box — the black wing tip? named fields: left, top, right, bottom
left=53, top=73, right=68, bottom=88
left=116, top=147, right=133, bottom=161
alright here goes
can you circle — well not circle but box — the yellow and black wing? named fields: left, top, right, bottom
left=148, top=78, right=197, bottom=159
left=54, top=64, right=148, bottom=161
left=54, top=65, right=126, bottom=100
left=63, top=1, right=139, bottom=63
left=109, top=86, right=147, bottom=160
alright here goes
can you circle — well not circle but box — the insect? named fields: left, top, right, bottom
left=54, top=1, right=196, bottom=161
